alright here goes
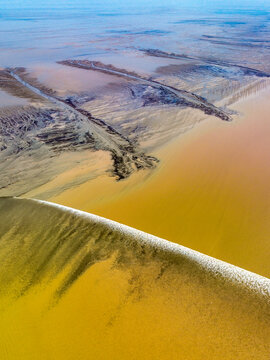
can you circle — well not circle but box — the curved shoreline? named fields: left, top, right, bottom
left=14, top=196, right=270, bottom=297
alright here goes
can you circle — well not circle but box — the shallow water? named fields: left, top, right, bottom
left=30, top=62, right=128, bottom=96
left=1, top=3, right=270, bottom=71
left=0, top=89, right=28, bottom=107
left=50, top=86, right=270, bottom=278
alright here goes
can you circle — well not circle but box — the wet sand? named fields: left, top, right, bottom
left=49, top=85, right=270, bottom=277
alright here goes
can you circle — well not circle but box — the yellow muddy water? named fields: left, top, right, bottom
left=50, top=88, right=270, bottom=277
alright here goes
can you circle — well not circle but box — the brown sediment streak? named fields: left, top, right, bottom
left=58, top=59, right=232, bottom=121
left=5, top=68, right=158, bottom=180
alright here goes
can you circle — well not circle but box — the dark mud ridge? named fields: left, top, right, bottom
left=142, top=48, right=270, bottom=78
left=59, top=59, right=232, bottom=121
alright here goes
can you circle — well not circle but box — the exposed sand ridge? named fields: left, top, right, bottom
left=58, top=59, right=232, bottom=121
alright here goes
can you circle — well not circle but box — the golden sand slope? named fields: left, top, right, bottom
left=0, top=197, right=269, bottom=360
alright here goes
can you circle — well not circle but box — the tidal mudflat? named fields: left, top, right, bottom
left=53, top=84, right=269, bottom=277
left=0, top=2, right=270, bottom=359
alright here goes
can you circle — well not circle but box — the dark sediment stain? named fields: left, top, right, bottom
left=142, top=48, right=270, bottom=78
left=199, top=37, right=270, bottom=50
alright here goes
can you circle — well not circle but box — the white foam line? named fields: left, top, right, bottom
left=26, top=198, right=270, bottom=297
